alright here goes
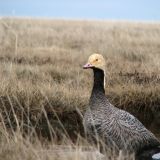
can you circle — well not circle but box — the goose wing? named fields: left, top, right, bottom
left=117, top=110, right=160, bottom=151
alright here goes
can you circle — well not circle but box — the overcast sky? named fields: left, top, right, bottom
left=1, top=0, right=160, bottom=21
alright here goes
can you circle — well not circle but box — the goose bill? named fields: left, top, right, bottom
left=83, top=63, right=94, bottom=69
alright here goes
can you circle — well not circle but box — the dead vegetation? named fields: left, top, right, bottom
left=0, top=18, right=160, bottom=159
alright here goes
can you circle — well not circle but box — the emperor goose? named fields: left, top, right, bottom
left=83, top=53, right=160, bottom=160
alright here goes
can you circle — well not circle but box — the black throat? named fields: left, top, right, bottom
left=91, top=68, right=105, bottom=96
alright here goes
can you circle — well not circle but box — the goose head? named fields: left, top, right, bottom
left=83, top=53, right=106, bottom=72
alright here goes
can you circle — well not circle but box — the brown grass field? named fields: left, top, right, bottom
left=0, top=18, right=160, bottom=160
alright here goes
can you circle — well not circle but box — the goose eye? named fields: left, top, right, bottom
left=96, top=59, right=98, bottom=61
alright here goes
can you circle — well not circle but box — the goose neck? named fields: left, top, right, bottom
left=92, top=68, right=105, bottom=94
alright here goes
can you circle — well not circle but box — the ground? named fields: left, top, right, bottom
left=0, top=18, right=160, bottom=160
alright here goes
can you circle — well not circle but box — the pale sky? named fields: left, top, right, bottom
left=0, top=0, right=160, bottom=21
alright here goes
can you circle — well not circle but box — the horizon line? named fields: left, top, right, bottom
left=1, top=16, right=160, bottom=23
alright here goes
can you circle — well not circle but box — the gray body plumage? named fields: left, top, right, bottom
left=83, top=68, right=160, bottom=157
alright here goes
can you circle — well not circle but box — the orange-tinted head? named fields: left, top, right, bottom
left=83, top=53, right=106, bottom=71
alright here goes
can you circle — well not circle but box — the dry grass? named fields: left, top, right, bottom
left=0, top=18, right=160, bottom=160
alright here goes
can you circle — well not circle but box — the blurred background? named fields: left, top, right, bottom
left=1, top=0, right=160, bottom=21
